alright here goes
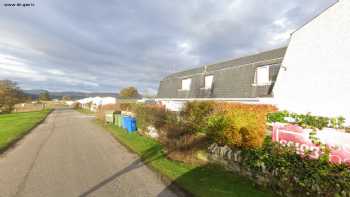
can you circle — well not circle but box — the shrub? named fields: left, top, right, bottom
left=129, top=103, right=212, bottom=158
left=267, top=110, right=289, bottom=123
left=224, top=108, right=266, bottom=149
left=158, top=116, right=193, bottom=152
left=161, top=101, right=214, bottom=155
left=207, top=113, right=230, bottom=145
left=134, top=104, right=168, bottom=130
left=268, top=111, right=346, bottom=129
left=209, top=103, right=277, bottom=149
left=241, top=139, right=350, bottom=196
left=120, top=103, right=136, bottom=111
left=180, top=101, right=215, bottom=133
left=210, top=138, right=350, bottom=196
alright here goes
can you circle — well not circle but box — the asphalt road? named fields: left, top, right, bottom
left=0, top=109, right=177, bottom=197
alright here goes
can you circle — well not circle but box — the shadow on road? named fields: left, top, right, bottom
left=78, top=145, right=166, bottom=197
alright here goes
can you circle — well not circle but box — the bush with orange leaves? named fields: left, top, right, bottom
left=207, top=103, right=277, bottom=149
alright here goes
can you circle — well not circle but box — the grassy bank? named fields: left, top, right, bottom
left=0, top=109, right=52, bottom=152
left=101, top=123, right=273, bottom=197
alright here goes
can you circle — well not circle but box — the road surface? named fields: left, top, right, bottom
left=0, top=109, right=177, bottom=197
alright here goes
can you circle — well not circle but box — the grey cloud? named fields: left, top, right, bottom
left=0, top=0, right=337, bottom=94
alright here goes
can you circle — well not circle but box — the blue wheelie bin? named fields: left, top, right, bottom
left=126, top=117, right=132, bottom=132
left=122, top=115, right=128, bottom=129
left=129, top=117, right=137, bottom=132
left=121, top=116, right=137, bottom=133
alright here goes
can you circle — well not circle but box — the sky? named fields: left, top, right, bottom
left=0, top=0, right=337, bottom=94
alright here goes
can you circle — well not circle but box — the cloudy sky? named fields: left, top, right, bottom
left=0, top=0, right=336, bottom=94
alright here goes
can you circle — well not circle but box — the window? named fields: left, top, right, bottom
left=204, top=75, right=214, bottom=89
left=255, top=65, right=270, bottom=85
left=181, top=78, right=191, bottom=90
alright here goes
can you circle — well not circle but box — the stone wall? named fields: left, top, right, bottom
left=208, top=143, right=350, bottom=197
left=208, top=143, right=288, bottom=196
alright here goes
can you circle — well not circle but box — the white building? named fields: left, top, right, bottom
left=155, top=1, right=349, bottom=124
left=76, top=97, right=116, bottom=112
left=274, top=0, right=350, bottom=125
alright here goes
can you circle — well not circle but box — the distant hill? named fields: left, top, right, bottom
left=24, top=90, right=117, bottom=100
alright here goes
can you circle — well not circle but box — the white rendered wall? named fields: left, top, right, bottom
left=274, top=0, right=350, bottom=125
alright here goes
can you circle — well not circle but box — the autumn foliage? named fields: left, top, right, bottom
left=0, top=80, right=25, bottom=113
left=119, top=86, right=139, bottom=99
left=208, top=103, right=277, bottom=149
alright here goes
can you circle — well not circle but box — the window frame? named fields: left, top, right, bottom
left=180, top=78, right=192, bottom=91
left=204, top=75, right=214, bottom=90
left=254, top=65, right=272, bottom=86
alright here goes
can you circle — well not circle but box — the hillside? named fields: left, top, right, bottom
left=24, top=90, right=117, bottom=100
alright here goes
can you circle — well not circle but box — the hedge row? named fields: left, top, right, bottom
left=209, top=140, right=350, bottom=196
left=120, top=102, right=350, bottom=196
left=129, top=102, right=276, bottom=149
left=268, top=111, right=346, bottom=129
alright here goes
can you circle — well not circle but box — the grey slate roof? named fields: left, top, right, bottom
left=157, top=47, right=287, bottom=99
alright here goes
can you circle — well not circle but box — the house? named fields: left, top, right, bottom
left=77, top=97, right=94, bottom=110
left=157, top=1, right=350, bottom=125
left=157, top=47, right=287, bottom=110
left=273, top=0, right=350, bottom=125
left=76, top=97, right=116, bottom=112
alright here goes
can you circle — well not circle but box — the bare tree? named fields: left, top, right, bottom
left=0, top=80, right=25, bottom=113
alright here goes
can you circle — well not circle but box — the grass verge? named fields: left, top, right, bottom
left=100, top=122, right=274, bottom=197
left=0, top=109, right=52, bottom=152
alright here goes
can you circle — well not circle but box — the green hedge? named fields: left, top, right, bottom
left=128, top=102, right=350, bottom=196
left=268, top=111, right=346, bottom=129
left=242, top=139, right=350, bottom=196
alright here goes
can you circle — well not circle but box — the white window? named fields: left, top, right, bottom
left=255, top=66, right=270, bottom=85
left=181, top=78, right=191, bottom=90
left=204, top=75, right=214, bottom=89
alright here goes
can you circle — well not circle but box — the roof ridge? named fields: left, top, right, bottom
left=163, top=46, right=287, bottom=80
left=206, top=46, right=287, bottom=68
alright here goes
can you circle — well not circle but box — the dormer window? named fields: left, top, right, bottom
left=204, top=75, right=214, bottom=89
left=254, top=65, right=271, bottom=86
left=181, top=78, right=191, bottom=91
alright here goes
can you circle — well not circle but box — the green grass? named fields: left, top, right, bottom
left=0, top=109, right=52, bottom=152
left=102, top=123, right=274, bottom=197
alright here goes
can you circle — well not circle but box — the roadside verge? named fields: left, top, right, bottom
left=97, top=122, right=273, bottom=197
left=0, top=109, right=53, bottom=154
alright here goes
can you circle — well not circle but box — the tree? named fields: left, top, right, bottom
left=0, top=80, right=25, bottom=113
left=39, top=90, right=51, bottom=101
left=62, top=96, right=71, bottom=101
left=119, top=86, right=139, bottom=99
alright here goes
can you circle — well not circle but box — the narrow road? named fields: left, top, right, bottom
left=0, top=109, right=177, bottom=197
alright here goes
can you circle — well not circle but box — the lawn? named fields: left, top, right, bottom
left=102, top=123, right=274, bottom=197
left=0, top=109, right=52, bottom=152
